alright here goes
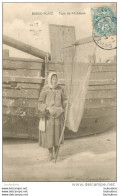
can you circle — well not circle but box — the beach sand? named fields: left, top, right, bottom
left=3, top=126, right=116, bottom=182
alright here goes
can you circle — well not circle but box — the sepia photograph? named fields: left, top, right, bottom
left=2, top=2, right=117, bottom=182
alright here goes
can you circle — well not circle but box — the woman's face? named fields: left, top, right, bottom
left=51, top=75, right=58, bottom=87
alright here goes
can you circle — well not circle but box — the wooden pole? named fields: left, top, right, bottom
left=55, top=45, right=76, bottom=163
left=3, top=35, right=51, bottom=60
left=54, top=94, right=70, bottom=163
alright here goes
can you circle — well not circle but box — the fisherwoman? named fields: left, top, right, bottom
left=38, top=72, right=67, bottom=161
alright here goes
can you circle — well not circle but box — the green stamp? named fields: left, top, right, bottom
left=91, top=6, right=117, bottom=50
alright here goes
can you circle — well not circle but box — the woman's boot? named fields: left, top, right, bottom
left=48, top=148, right=53, bottom=161
left=54, top=146, right=58, bottom=159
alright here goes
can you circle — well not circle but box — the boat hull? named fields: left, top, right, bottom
left=3, top=54, right=116, bottom=139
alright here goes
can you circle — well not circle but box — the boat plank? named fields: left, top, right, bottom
left=93, top=63, right=116, bottom=66
left=86, top=89, right=116, bottom=99
left=92, top=65, right=116, bottom=72
left=3, top=76, right=43, bottom=84
left=3, top=89, right=39, bottom=99
left=3, top=69, right=42, bottom=78
left=90, top=72, right=116, bottom=80
left=47, top=63, right=64, bottom=71
left=89, top=79, right=116, bottom=85
left=3, top=59, right=44, bottom=70
left=88, top=84, right=116, bottom=90
left=85, top=98, right=116, bottom=108
left=3, top=83, right=41, bottom=89
left=80, top=115, right=116, bottom=127
left=3, top=98, right=38, bottom=108
left=3, top=106, right=38, bottom=116
left=83, top=107, right=116, bottom=118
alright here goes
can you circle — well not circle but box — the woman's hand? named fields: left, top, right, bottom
left=46, top=106, right=55, bottom=114
left=46, top=106, right=56, bottom=115
left=46, top=106, right=50, bottom=111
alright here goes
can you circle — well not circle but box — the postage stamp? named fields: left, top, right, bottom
left=91, top=6, right=117, bottom=50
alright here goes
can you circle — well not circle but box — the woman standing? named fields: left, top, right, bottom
left=38, top=72, right=66, bottom=161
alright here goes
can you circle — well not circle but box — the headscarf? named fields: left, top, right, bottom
left=47, top=72, right=58, bottom=89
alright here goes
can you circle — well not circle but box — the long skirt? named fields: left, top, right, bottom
left=39, top=115, right=64, bottom=148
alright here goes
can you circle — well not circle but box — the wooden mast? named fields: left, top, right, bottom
left=3, top=35, right=51, bottom=60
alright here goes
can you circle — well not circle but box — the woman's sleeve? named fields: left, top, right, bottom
left=38, top=89, right=47, bottom=113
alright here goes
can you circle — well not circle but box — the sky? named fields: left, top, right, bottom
left=3, top=2, right=116, bottom=60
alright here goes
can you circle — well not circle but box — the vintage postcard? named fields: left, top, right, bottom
left=1, top=1, right=117, bottom=195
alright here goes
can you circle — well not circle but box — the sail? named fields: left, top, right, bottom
left=63, top=46, right=92, bottom=132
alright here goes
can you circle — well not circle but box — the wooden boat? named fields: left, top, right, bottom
left=3, top=25, right=116, bottom=139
